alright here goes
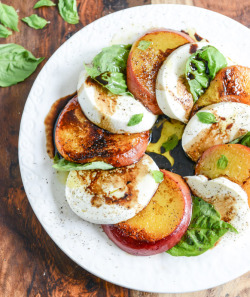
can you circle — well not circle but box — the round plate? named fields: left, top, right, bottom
left=19, top=4, right=250, bottom=293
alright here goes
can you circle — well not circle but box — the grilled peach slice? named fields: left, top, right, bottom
left=127, top=29, right=194, bottom=115
left=102, top=170, right=192, bottom=256
left=243, top=178, right=250, bottom=207
left=191, top=66, right=250, bottom=117
left=55, top=96, right=150, bottom=167
left=195, top=144, right=250, bottom=185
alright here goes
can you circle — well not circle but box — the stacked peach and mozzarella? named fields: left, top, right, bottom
left=53, top=29, right=250, bottom=256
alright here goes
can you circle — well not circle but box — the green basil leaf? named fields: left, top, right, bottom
left=34, top=0, right=56, bottom=8
left=162, top=134, right=179, bottom=152
left=0, top=3, right=19, bottom=32
left=137, top=40, right=151, bottom=50
left=127, top=114, right=143, bottom=126
left=22, top=14, right=48, bottom=29
left=93, top=44, right=131, bottom=73
left=151, top=170, right=164, bottom=183
left=58, top=0, right=79, bottom=24
left=240, top=132, right=250, bottom=147
left=0, top=24, right=12, bottom=38
left=167, top=196, right=237, bottom=257
left=186, top=45, right=227, bottom=102
left=53, top=155, right=114, bottom=171
left=197, top=112, right=217, bottom=124
left=0, top=44, right=44, bottom=87
left=229, top=131, right=250, bottom=146
left=84, top=44, right=132, bottom=96
left=217, top=155, right=228, bottom=169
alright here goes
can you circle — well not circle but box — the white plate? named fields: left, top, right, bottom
left=19, top=4, right=250, bottom=293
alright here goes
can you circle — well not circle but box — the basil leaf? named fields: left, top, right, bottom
left=186, top=45, right=227, bottom=102
left=151, top=170, right=164, bottom=183
left=229, top=131, right=250, bottom=146
left=84, top=44, right=132, bottom=96
left=53, top=155, right=114, bottom=171
left=0, top=3, right=19, bottom=32
left=162, top=134, right=179, bottom=152
left=58, top=0, right=79, bottom=24
left=137, top=40, right=151, bottom=50
left=167, top=196, right=237, bottom=257
left=95, top=72, right=132, bottom=96
left=127, top=114, right=143, bottom=126
left=22, top=14, right=48, bottom=29
left=93, top=44, right=131, bottom=73
left=197, top=112, right=217, bottom=124
left=34, top=0, right=56, bottom=8
left=217, top=155, right=228, bottom=169
left=0, top=44, right=44, bottom=87
left=0, top=24, right=12, bottom=38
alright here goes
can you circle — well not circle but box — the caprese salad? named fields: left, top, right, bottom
left=46, top=29, right=250, bottom=257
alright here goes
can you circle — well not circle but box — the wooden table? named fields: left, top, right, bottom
left=1, top=0, right=249, bottom=296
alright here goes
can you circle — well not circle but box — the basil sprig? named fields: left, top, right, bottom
left=167, top=196, right=237, bottom=257
left=53, top=155, right=114, bottom=171
left=197, top=112, right=217, bottom=124
left=0, top=24, right=12, bottom=38
left=137, top=40, right=151, bottom=50
left=151, top=170, right=164, bottom=183
left=186, top=45, right=227, bottom=102
left=217, top=155, right=228, bottom=169
left=84, top=44, right=132, bottom=96
left=22, top=14, right=48, bottom=29
left=58, top=0, right=79, bottom=24
left=34, top=0, right=56, bottom=8
left=230, top=131, right=250, bottom=147
left=0, top=44, right=44, bottom=87
left=0, top=3, right=19, bottom=32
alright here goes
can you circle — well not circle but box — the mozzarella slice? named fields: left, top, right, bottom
left=185, top=175, right=250, bottom=238
left=182, top=102, right=250, bottom=161
left=77, top=70, right=157, bottom=134
left=156, top=42, right=233, bottom=123
left=65, top=154, right=159, bottom=224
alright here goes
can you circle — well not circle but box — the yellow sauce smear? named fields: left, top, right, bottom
left=146, top=118, right=185, bottom=166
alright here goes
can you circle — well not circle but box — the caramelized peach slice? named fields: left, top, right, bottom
left=127, top=29, right=194, bottom=115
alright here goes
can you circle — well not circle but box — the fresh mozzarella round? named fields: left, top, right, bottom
left=185, top=175, right=250, bottom=241
left=156, top=42, right=207, bottom=123
left=156, top=42, right=234, bottom=123
left=77, top=70, right=157, bottom=134
left=65, top=154, right=159, bottom=224
left=182, top=102, right=250, bottom=161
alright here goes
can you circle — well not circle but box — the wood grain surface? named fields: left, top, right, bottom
left=0, top=0, right=249, bottom=296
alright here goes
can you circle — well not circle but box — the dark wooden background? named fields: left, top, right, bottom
left=0, top=0, right=249, bottom=296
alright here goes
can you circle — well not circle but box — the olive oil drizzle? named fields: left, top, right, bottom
left=146, top=118, right=185, bottom=166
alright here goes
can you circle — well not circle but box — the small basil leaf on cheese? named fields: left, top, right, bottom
left=53, top=155, right=114, bottom=171
left=151, top=170, right=164, bottom=183
left=167, top=196, right=237, bottom=257
left=34, top=0, right=56, bottom=8
left=162, top=134, right=179, bottom=152
left=127, top=114, right=143, bottom=126
left=217, top=155, right=228, bottom=169
left=58, top=0, right=79, bottom=24
left=0, top=44, right=44, bottom=87
left=22, top=14, right=48, bottom=29
left=186, top=45, right=227, bottom=102
left=137, top=40, right=151, bottom=50
left=84, top=44, right=132, bottom=96
left=0, top=3, right=19, bottom=32
left=196, top=112, right=217, bottom=124
left=0, top=24, right=12, bottom=38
